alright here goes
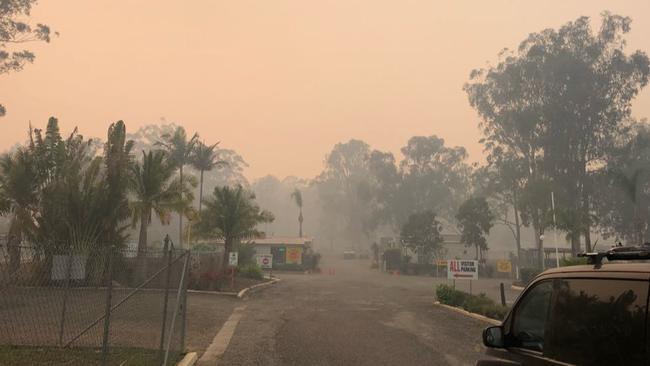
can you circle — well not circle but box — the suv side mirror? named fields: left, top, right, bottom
left=483, top=326, right=505, bottom=348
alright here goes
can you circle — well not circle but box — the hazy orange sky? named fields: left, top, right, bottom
left=2, top=1, right=650, bottom=180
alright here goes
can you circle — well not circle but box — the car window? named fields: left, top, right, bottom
left=510, top=280, right=553, bottom=352
left=544, top=279, right=648, bottom=365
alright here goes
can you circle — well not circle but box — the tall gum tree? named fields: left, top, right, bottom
left=465, top=12, right=649, bottom=262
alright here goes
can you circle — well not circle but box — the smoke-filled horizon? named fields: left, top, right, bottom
left=2, top=1, right=650, bottom=180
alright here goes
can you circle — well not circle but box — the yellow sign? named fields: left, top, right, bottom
left=286, top=247, right=303, bottom=264
left=497, top=260, right=512, bottom=273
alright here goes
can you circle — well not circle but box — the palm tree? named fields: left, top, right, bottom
left=191, top=141, right=226, bottom=213
left=156, top=126, right=199, bottom=248
left=103, top=121, right=134, bottom=244
left=129, top=150, right=178, bottom=257
left=195, top=185, right=274, bottom=268
left=0, top=149, right=39, bottom=274
left=290, top=188, right=304, bottom=237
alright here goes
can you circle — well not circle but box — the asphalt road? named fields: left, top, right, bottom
left=211, top=256, right=498, bottom=366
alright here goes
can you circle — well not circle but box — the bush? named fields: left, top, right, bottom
left=520, top=267, right=541, bottom=284
left=561, top=256, right=588, bottom=266
left=435, top=284, right=467, bottom=307
left=435, top=284, right=509, bottom=320
left=239, top=263, right=263, bottom=280
left=237, top=244, right=257, bottom=266
left=303, top=252, right=321, bottom=271
left=383, top=248, right=402, bottom=271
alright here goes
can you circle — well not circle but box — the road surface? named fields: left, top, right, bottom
left=197, top=255, right=504, bottom=366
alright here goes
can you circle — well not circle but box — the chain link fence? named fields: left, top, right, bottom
left=0, top=236, right=189, bottom=366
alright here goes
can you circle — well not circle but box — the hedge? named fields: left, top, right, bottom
left=435, top=284, right=509, bottom=321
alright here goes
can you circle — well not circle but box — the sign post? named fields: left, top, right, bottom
left=228, top=252, right=238, bottom=290
left=256, top=254, right=273, bottom=278
left=447, top=260, right=479, bottom=293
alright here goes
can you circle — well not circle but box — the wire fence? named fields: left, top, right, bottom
left=0, top=236, right=189, bottom=366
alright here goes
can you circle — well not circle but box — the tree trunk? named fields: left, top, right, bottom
left=136, top=213, right=148, bottom=282
left=222, top=238, right=233, bottom=269
left=199, top=169, right=204, bottom=213
left=581, top=179, right=592, bottom=252
left=298, top=208, right=303, bottom=238
left=513, top=189, right=522, bottom=263
left=7, top=234, right=21, bottom=276
left=475, top=244, right=479, bottom=261
left=570, top=235, right=580, bottom=257
left=179, top=165, right=184, bottom=249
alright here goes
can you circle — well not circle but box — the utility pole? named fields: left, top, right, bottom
left=551, top=192, right=559, bottom=267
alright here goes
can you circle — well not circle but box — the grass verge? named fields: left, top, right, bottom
left=0, top=345, right=181, bottom=366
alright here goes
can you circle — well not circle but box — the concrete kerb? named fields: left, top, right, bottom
left=434, top=301, right=501, bottom=326
left=176, top=352, right=198, bottom=366
left=186, top=277, right=280, bottom=299
left=237, top=277, right=281, bottom=299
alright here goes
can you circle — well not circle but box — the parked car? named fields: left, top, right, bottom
left=477, top=244, right=650, bottom=365
left=343, top=249, right=356, bottom=259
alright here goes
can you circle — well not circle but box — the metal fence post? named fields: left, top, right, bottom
left=179, top=250, right=190, bottom=352
left=58, top=247, right=73, bottom=346
left=500, top=282, right=507, bottom=307
left=158, top=236, right=173, bottom=362
left=163, top=251, right=191, bottom=366
left=101, top=245, right=115, bottom=366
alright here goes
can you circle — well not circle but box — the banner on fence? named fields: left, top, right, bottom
left=286, top=247, right=302, bottom=264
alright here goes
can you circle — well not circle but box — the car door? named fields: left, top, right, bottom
left=486, top=275, right=650, bottom=366
left=542, top=277, right=648, bottom=365
left=485, top=279, right=565, bottom=366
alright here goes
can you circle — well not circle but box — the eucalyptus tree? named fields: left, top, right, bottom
left=456, top=197, right=495, bottom=261
left=0, top=0, right=54, bottom=116
left=595, top=123, right=650, bottom=244
left=191, top=140, right=226, bottom=213
left=195, top=185, right=274, bottom=267
left=290, top=188, right=303, bottom=237
left=156, top=126, right=199, bottom=248
left=465, top=12, right=649, bottom=257
left=397, top=135, right=471, bottom=224
left=400, top=210, right=443, bottom=264
left=316, top=139, right=372, bottom=247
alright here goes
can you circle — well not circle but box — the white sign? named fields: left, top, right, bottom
left=51, top=255, right=87, bottom=280
left=228, top=252, right=238, bottom=267
left=447, top=260, right=478, bottom=280
left=256, top=254, right=273, bottom=269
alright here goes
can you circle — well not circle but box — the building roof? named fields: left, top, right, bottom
left=249, top=236, right=313, bottom=246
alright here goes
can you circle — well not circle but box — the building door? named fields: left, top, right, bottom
left=271, top=247, right=285, bottom=265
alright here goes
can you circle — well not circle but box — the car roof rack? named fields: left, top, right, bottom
left=578, top=243, right=650, bottom=266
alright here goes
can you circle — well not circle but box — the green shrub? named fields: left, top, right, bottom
left=435, top=284, right=467, bottom=307
left=239, top=263, right=263, bottom=279
left=561, top=256, right=588, bottom=266
left=520, top=267, right=541, bottom=284
left=237, top=244, right=257, bottom=266
left=435, top=284, right=509, bottom=320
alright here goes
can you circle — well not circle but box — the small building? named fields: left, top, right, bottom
left=249, top=237, right=313, bottom=266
